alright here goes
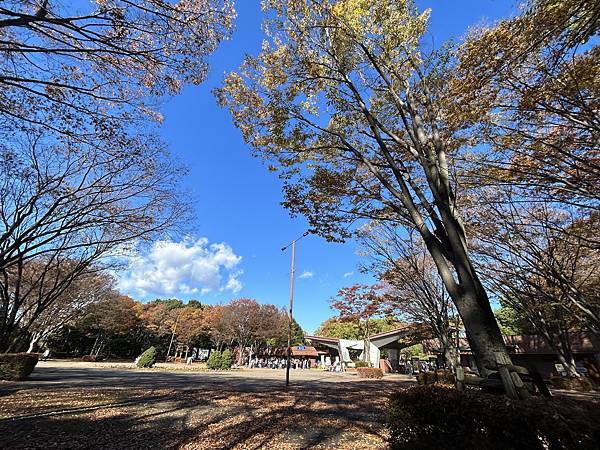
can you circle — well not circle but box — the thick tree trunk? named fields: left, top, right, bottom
left=439, top=332, right=459, bottom=372
left=555, top=351, right=580, bottom=378
left=454, top=289, right=508, bottom=376
left=425, top=237, right=509, bottom=377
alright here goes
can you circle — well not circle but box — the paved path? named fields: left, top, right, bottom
left=0, top=361, right=415, bottom=449
left=2, top=360, right=412, bottom=391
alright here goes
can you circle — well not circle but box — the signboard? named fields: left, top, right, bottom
left=554, top=363, right=567, bottom=376
left=296, top=345, right=306, bottom=350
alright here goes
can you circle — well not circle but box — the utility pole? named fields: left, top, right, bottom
left=282, top=231, right=308, bottom=388
left=285, top=239, right=296, bottom=388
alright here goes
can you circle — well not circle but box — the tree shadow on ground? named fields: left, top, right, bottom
left=0, top=380, right=395, bottom=449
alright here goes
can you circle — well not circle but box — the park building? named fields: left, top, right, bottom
left=307, top=327, right=600, bottom=379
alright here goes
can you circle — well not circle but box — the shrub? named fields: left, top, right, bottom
left=388, top=385, right=600, bottom=449
left=551, top=376, right=594, bottom=392
left=81, top=354, right=104, bottom=362
left=220, top=349, right=233, bottom=370
left=354, top=360, right=370, bottom=368
left=356, top=367, right=383, bottom=379
left=206, top=351, right=222, bottom=370
left=136, top=346, right=157, bottom=368
left=416, top=369, right=454, bottom=385
left=0, top=353, right=39, bottom=380
left=434, top=369, right=455, bottom=384
left=415, top=372, right=433, bottom=384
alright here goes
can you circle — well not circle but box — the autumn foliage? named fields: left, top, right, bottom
left=48, top=296, right=297, bottom=362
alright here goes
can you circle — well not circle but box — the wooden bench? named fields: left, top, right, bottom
left=456, top=353, right=551, bottom=399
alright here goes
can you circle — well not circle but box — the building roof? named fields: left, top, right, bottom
left=370, top=323, right=431, bottom=340
left=290, top=345, right=319, bottom=357
left=504, top=332, right=600, bottom=355
left=422, top=332, right=600, bottom=356
left=305, top=335, right=339, bottom=344
left=306, top=324, right=432, bottom=350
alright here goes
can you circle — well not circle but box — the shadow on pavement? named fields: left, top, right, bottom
left=0, top=364, right=408, bottom=449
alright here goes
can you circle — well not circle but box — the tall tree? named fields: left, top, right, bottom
left=218, top=298, right=288, bottom=364
left=251, top=303, right=288, bottom=356
left=21, top=268, right=114, bottom=353
left=360, top=224, right=460, bottom=371
left=176, top=305, right=211, bottom=351
left=476, top=197, right=599, bottom=377
left=0, top=1, right=235, bottom=351
left=79, top=292, right=141, bottom=357
left=217, top=0, right=512, bottom=374
left=0, top=133, right=187, bottom=350
left=453, top=0, right=600, bottom=214
left=0, top=0, right=235, bottom=139
left=331, top=284, right=384, bottom=365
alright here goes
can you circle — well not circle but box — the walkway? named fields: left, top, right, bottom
left=0, top=361, right=415, bottom=449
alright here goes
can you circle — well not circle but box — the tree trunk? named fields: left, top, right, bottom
left=554, top=331, right=580, bottom=378
left=439, top=332, right=459, bottom=372
left=417, top=207, right=512, bottom=378
left=27, top=334, right=41, bottom=353
left=237, top=342, right=245, bottom=366
left=429, top=247, right=509, bottom=377
left=363, top=319, right=371, bottom=366
left=454, top=290, right=508, bottom=376
left=555, top=351, right=580, bottom=378
left=91, top=332, right=101, bottom=355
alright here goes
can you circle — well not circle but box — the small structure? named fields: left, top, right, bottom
left=168, top=343, right=190, bottom=362
left=307, top=324, right=429, bottom=370
left=422, top=331, right=600, bottom=378
left=290, top=345, right=321, bottom=367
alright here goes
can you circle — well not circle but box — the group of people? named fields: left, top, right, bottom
left=245, top=357, right=312, bottom=369
left=324, top=356, right=342, bottom=372
left=403, top=360, right=436, bottom=375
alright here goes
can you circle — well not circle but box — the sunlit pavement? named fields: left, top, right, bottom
left=4, top=360, right=416, bottom=390
left=0, top=360, right=416, bottom=449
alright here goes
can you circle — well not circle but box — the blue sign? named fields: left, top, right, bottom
left=296, top=345, right=306, bottom=350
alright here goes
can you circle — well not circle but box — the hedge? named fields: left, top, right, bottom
left=388, top=385, right=600, bottom=450
left=0, top=353, right=39, bottom=380
left=356, top=367, right=383, bottom=379
left=136, top=346, right=157, bottom=368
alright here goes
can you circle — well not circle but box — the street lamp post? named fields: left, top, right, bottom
left=166, top=313, right=180, bottom=362
left=282, top=231, right=308, bottom=388
left=285, top=239, right=295, bottom=388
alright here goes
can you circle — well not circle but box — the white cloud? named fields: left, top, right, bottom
left=299, top=270, right=314, bottom=279
left=117, top=237, right=243, bottom=298
left=223, top=271, right=243, bottom=293
left=343, top=271, right=354, bottom=278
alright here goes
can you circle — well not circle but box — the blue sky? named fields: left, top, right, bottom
left=117, top=1, right=519, bottom=333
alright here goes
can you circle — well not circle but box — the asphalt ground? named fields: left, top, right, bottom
left=0, top=361, right=416, bottom=449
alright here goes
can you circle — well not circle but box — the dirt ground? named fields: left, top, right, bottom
left=0, top=361, right=416, bottom=449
